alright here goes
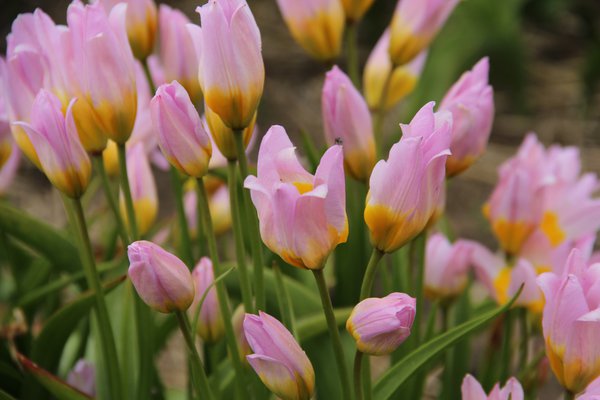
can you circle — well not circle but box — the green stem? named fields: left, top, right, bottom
left=518, top=307, right=529, bottom=370
left=117, top=143, right=139, bottom=240
left=363, top=355, right=372, bottom=400
left=373, top=68, right=394, bottom=158
left=312, top=269, right=352, bottom=400
left=346, top=22, right=360, bottom=87
left=354, top=351, right=364, bottom=400
left=175, top=311, right=215, bottom=400
left=196, top=177, right=246, bottom=396
left=411, top=233, right=426, bottom=345
left=225, top=161, right=254, bottom=312
left=359, top=248, right=385, bottom=300
left=70, top=198, right=123, bottom=400
left=143, top=58, right=157, bottom=94
left=169, top=166, right=194, bottom=267
left=233, top=130, right=265, bottom=311
left=93, top=156, right=129, bottom=245
left=273, top=262, right=297, bottom=339
left=441, top=306, right=452, bottom=400
left=499, top=309, right=514, bottom=382
left=564, top=390, right=575, bottom=400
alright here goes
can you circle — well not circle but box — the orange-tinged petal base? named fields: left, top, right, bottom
left=540, top=211, right=566, bottom=247
left=365, top=203, right=423, bottom=253
left=11, top=125, right=41, bottom=169
left=388, top=19, right=430, bottom=66
left=491, top=218, right=534, bottom=256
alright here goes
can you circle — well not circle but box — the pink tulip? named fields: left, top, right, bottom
left=275, top=0, right=344, bottom=61
left=440, top=57, right=494, bottom=176
left=424, top=233, right=473, bottom=300
left=13, top=90, right=90, bottom=198
left=461, top=374, right=524, bottom=400
left=184, top=182, right=232, bottom=237
left=579, top=376, right=600, bottom=399
left=363, top=29, right=427, bottom=111
left=204, top=105, right=256, bottom=161
left=388, top=0, right=459, bottom=65
left=67, top=1, right=137, bottom=148
left=196, top=0, right=264, bottom=130
left=244, top=311, right=315, bottom=400
left=127, top=240, right=195, bottom=313
left=232, top=304, right=251, bottom=362
left=151, top=81, right=212, bottom=178
left=346, top=293, right=416, bottom=355
left=364, top=102, right=451, bottom=253
left=67, top=360, right=96, bottom=397
left=189, top=257, right=224, bottom=343
left=244, top=125, right=347, bottom=270
left=0, top=147, right=20, bottom=196
left=322, top=66, right=375, bottom=181
left=537, top=249, right=600, bottom=393
left=341, top=0, right=375, bottom=23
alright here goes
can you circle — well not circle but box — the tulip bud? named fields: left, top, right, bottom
left=424, top=233, right=472, bottom=301
left=537, top=249, right=600, bottom=393
left=244, top=125, right=348, bottom=270
left=204, top=105, right=256, bottom=161
left=388, top=0, right=459, bottom=65
left=275, top=0, right=344, bottom=61
left=440, top=57, right=494, bottom=176
left=461, top=374, right=524, bottom=400
left=232, top=304, right=251, bottom=362
left=127, top=240, right=195, bottom=313
left=196, top=0, right=264, bottom=130
left=189, top=257, right=224, bottom=343
left=14, top=91, right=91, bottom=198
left=364, top=30, right=427, bottom=111
left=346, top=293, right=416, bottom=355
left=151, top=81, right=212, bottom=178
left=322, top=66, right=375, bottom=181
left=342, top=0, right=375, bottom=23
left=364, top=102, right=451, bottom=253
left=244, top=311, right=315, bottom=400
left=67, top=360, right=96, bottom=397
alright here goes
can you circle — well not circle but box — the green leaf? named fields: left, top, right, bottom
left=0, top=389, right=17, bottom=400
left=373, top=287, right=523, bottom=400
left=16, top=353, right=93, bottom=400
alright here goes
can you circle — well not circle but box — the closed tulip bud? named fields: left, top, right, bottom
left=388, top=0, right=459, bottom=66
left=204, top=105, right=256, bottom=161
left=440, top=57, right=494, bottom=176
left=14, top=91, right=91, bottom=198
left=425, top=233, right=472, bottom=301
left=275, top=0, right=344, bottom=61
left=342, top=0, right=375, bottom=23
left=232, top=304, right=251, bottom=362
left=537, top=249, right=600, bottom=393
left=151, top=81, right=212, bottom=177
left=127, top=240, right=195, bottom=313
left=244, top=311, right=315, bottom=400
left=346, top=293, right=416, bottom=355
left=189, top=257, right=224, bottom=343
left=365, top=102, right=451, bottom=253
left=322, top=66, right=375, bottom=181
left=66, top=360, right=96, bottom=397
left=461, top=374, right=524, bottom=400
left=120, top=144, right=158, bottom=235
left=196, top=0, right=264, bottom=130
left=67, top=1, right=137, bottom=148
left=364, top=29, right=427, bottom=111
left=244, top=125, right=348, bottom=270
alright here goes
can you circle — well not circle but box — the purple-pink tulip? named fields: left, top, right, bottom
left=189, top=257, right=224, bottom=343
left=440, top=57, right=494, bottom=176
left=461, top=374, right=524, bottom=400
left=537, top=249, right=600, bottom=393
left=425, top=233, right=473, bottom=301
left=13, top=90, right=90, bottom=198
left=346, top=292, right=416, bottom=355
left=322, top=66, right=375, bottom=181
left=66, top=359, right=96, bottom=397
left=579, top=376, right=600, bottom=399
left=364, top=102, right=451, bottom=253
left=127, top=240, right=195, bottom=313
left=195, top=0, right=264, bottom=130
left=151, top=81, right=212, bottom=178
left=244, top=311, right=315, bottom=400
left=388, top=0, right=459, bottom=65
left=244, top=125, right=347, bottom=270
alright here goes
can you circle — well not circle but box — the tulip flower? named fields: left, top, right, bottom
left=461, top=374, right=524, bottom=400
left=341, top=0, right=375, bottom=23
left=0, top=65, right=11, bottom=170
left=388, top=0, right=459, bottom=66
left=127, top=240, right=195, bottom=313
left=184, top=182, right=232, bottom=237
left=424, top=233, right=473, bottom=301
left=322, top=66, right=375, bottom=181
left=13, top=91, right=91, bottom=198
left=364, top=102, right=451, bottom=253
left=579, top=376, right=600, bottom=399
left=66, top=360, right=96, bottom=397
left=120, top=144, right=158, bottom=235
left=151, top=81, right=212, bottom=177
left=244, top=125, right=348, bottom=270
left=537, top=249, right=600, bottom=394
left=440, top=57, right=494, bottom=176
left=244, top=311, right=315, bottom=400
left=204, top=105, right=256, bottom=161
left=232, top=304, right=251, bottom=362
left=0, top=146, right=20, bottom=196
left=196, top=0, right=264, bottom=130
left=67, top=1, right=137, bottom=149
left=275, top=0, right=344, bottom=61
left=189, top=257, right=224, bottom=343
left=99, top=0, right=157, bottom=60
left=363, top=30, right=427, bottom=111
left=346, top=292, right=416, bottom=355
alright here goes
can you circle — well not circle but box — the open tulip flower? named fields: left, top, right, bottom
left=461, top=374, right=524, bottom=400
